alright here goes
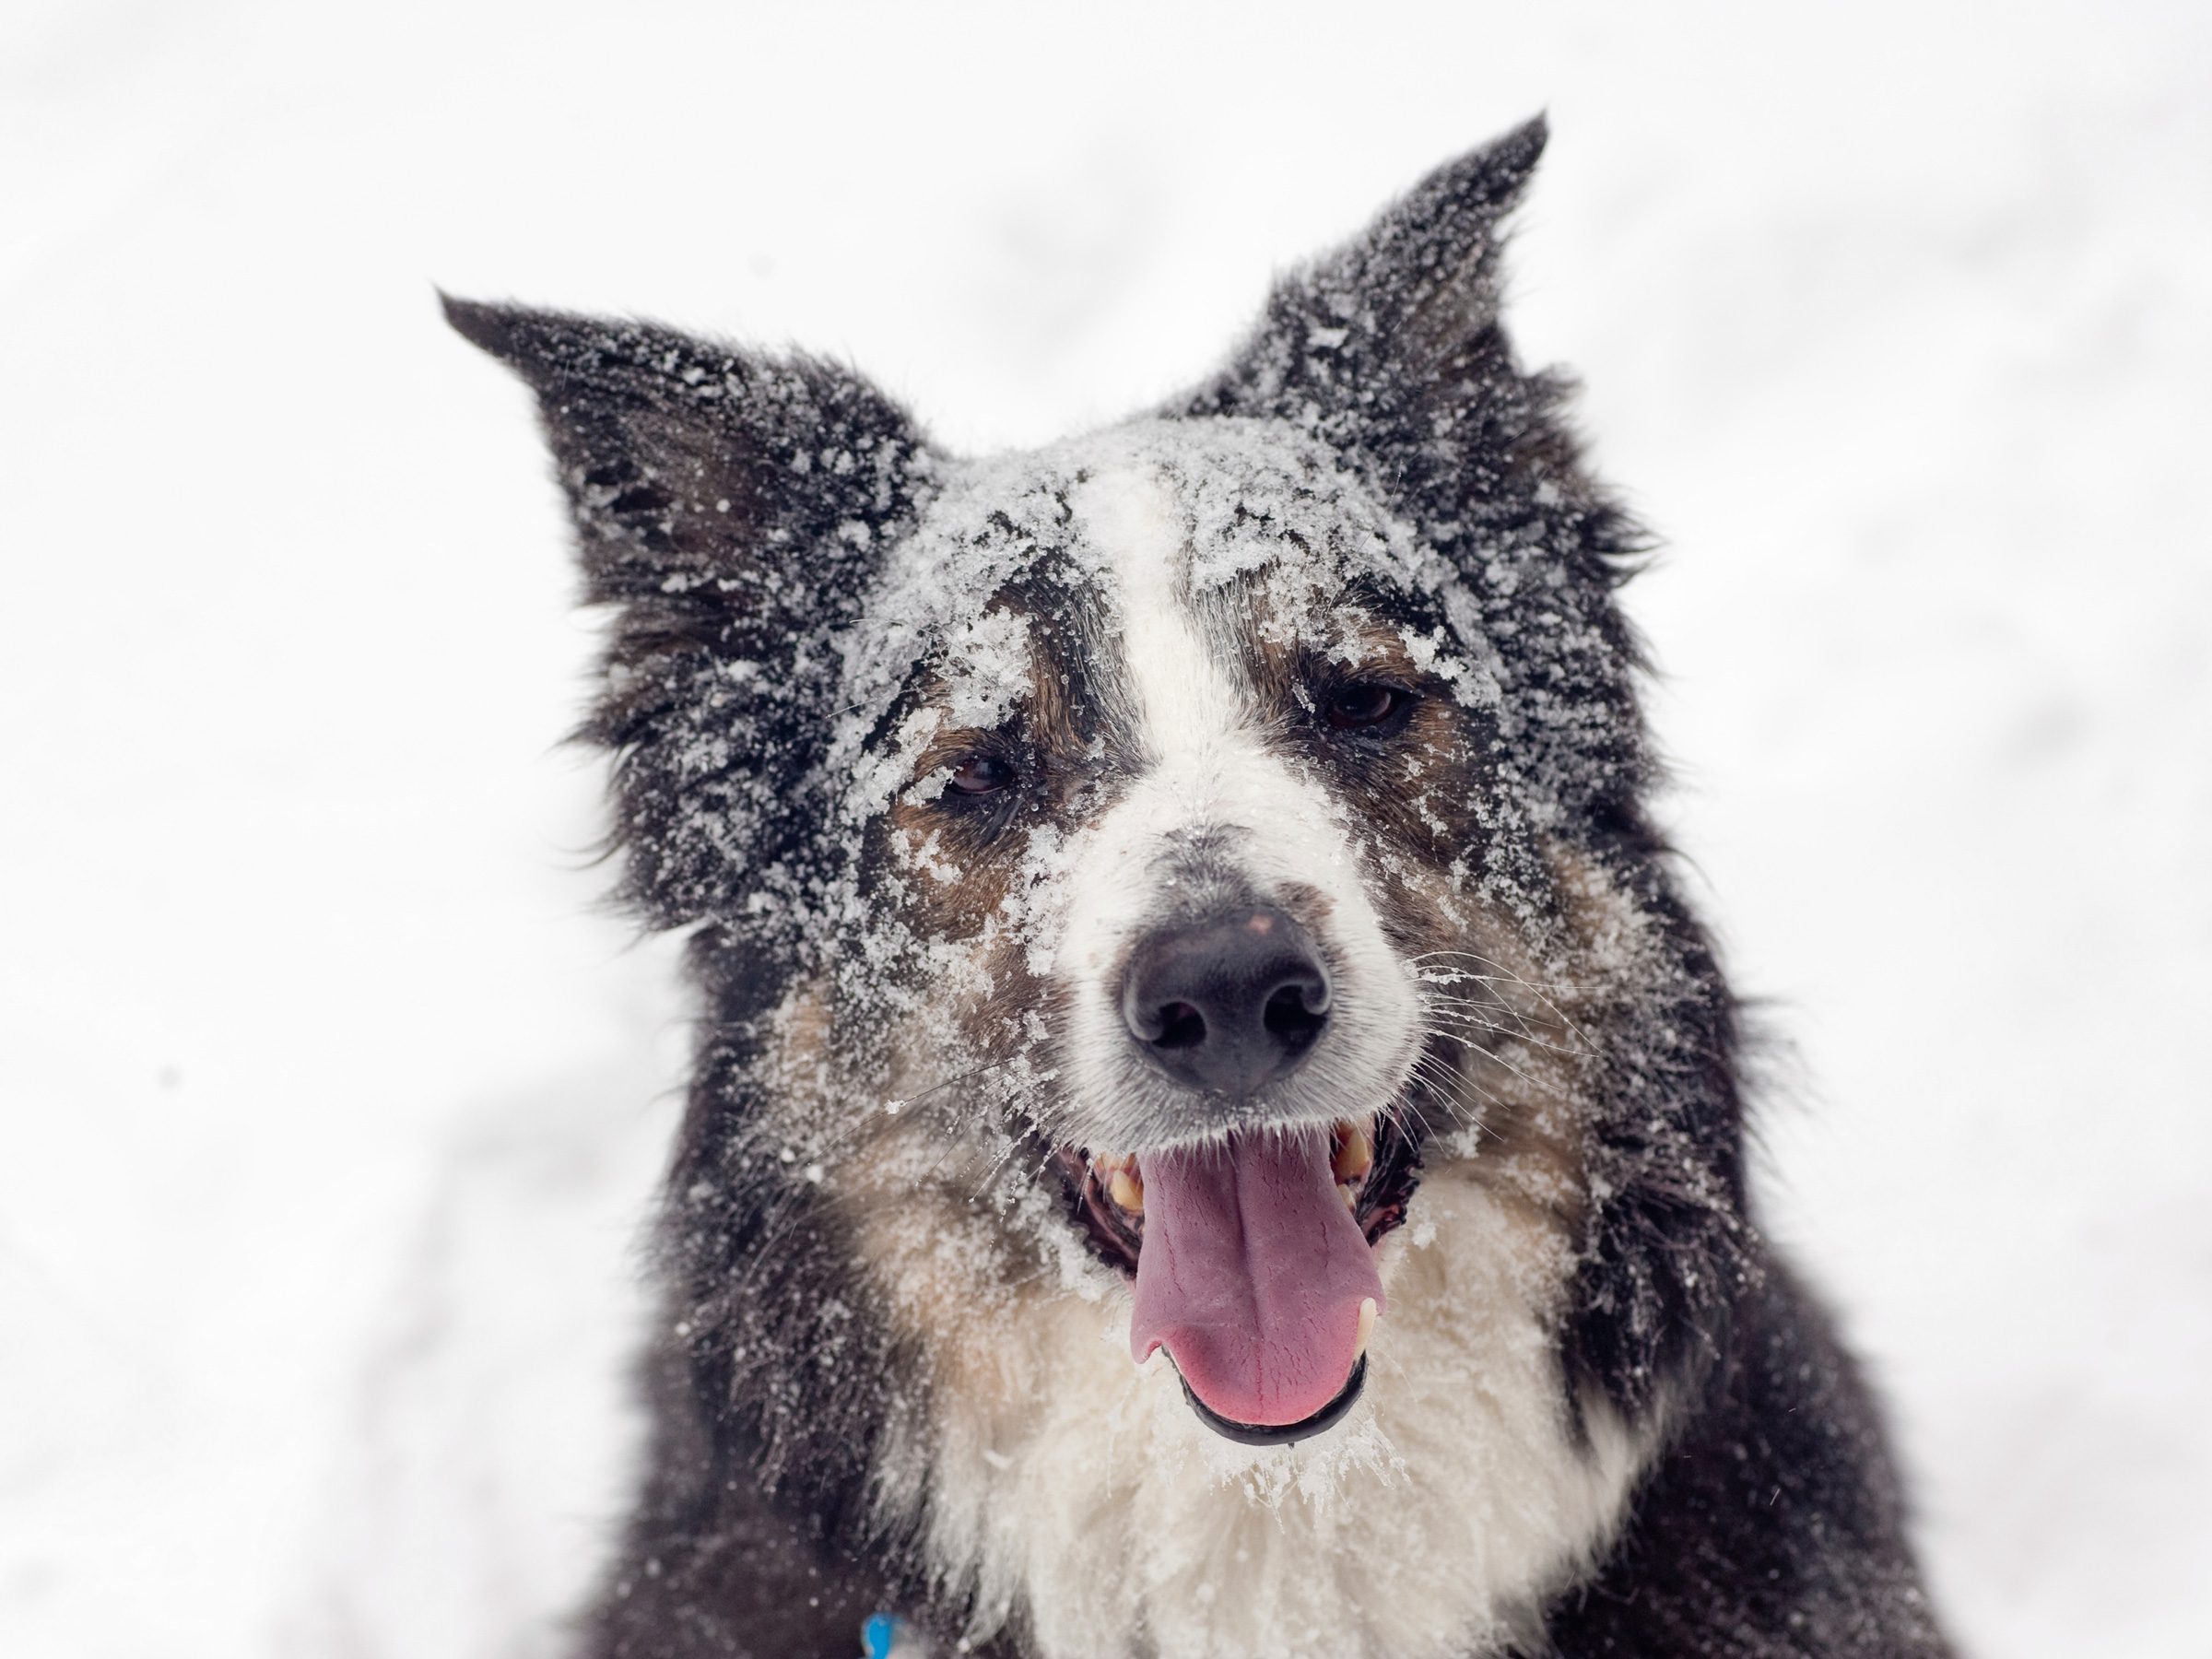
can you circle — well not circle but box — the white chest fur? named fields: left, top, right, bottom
left=884, top=1170, right=1650, bottom=1659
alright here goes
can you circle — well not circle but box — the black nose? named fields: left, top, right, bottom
left=1121, top=907, right=1332, bottom=1098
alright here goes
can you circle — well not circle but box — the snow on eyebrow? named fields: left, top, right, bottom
left=937, top=605, right=1038, bottom=731
left=870, top=606, right=1042, bottom=820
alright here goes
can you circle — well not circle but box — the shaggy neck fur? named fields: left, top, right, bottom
left=864, top=1160, right=1653, bottom=1659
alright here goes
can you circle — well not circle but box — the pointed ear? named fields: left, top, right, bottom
left=1176, top=115, right=1624, bottom=561
left=445, top=296, right=935, bottom=928
left=441, top=295, right=925, bottom=617
left=1184, top=115, right=1547, bottom=428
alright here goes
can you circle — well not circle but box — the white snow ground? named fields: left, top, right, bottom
left=2, top=2, right=2206, bottom=1655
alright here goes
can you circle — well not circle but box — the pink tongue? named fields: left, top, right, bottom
left=1129, top=1128, right=1384, bottom=1428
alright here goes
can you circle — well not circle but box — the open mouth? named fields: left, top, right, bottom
left=1055, top=1113, right=1424, bottom=1442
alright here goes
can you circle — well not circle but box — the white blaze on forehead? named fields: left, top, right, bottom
left=1069, top=464, right=1247, bottom=772
left=1062, top=459, right=1288, bottom=967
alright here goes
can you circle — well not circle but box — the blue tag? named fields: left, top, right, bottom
left=861, top=1612, right=900, bottom=1659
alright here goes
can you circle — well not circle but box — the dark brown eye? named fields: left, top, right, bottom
left=947, top=753, right=1017, bottom=796
left=1324, top=681, right=1413, bottom=735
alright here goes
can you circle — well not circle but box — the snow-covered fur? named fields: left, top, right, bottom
left=447, top=117, right=1955, bottom=1659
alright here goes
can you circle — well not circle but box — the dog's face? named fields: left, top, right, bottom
left=832, top=418, right=1590, bottom=1436
left=450, top=119, right=1747, bottom=1647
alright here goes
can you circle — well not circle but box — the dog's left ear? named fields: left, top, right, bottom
left=444, top=296, right=934, bottom=929
left=1181, top=116, right=1613, bottom=556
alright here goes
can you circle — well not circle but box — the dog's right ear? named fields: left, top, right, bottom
left=444, top=296, right=935, bottom=929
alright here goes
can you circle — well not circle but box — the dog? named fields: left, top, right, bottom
left=447, top=116, right=1956, bottom=1659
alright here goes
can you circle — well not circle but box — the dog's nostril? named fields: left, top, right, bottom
left=1156, top=1001, right=1206, bottom=1050
left=1263, top=982, right=1327, bottom=1044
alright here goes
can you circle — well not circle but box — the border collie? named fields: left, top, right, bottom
left=448, top=115, right=1955, bottom=1659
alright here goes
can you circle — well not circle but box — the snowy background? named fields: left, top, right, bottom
left=3, top=2, right=2207, bottom=1655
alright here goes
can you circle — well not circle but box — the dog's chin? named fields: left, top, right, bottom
left=1053, top=1111, right=1423, bottom=1441
left=1177, top=1355, right=1371, bottom=1446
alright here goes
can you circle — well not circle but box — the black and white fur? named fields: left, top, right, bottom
left=448, top=117, right=1956, bottom=1659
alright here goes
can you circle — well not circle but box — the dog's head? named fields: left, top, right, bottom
left=450, top=117, right=1729, bottom=1463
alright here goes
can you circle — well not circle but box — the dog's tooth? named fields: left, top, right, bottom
left=1110, top=1168, right=1145, bottom=1214
left=1340, top=1182, right=1359, bottom=1212
left=1355, top=1297, right=1378, bottom=1359
left=1093, top=1151, right=1130, bottom=1175
left=1333, top=1122, right=1373, bottom=1183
